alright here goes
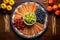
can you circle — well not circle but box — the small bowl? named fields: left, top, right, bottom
left=23, top=13, right=36, bottom=26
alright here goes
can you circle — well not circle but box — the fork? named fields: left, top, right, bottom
left=52, top=15, right=56, bottom=35
left=3, top=14, right=10, bottom=32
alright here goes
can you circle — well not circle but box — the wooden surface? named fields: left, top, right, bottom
left=0, top=0, right=60, bottom=40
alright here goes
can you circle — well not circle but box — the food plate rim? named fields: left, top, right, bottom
left=10, top=1, right=48, bottom=39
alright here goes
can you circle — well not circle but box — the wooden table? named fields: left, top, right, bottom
left=0, top=0, right=60, bottom=40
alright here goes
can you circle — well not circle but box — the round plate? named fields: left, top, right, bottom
left=10, top=1, right=48, bottom=39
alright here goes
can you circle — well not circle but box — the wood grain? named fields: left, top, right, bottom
left=0, top=0, right=60, bottom=40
